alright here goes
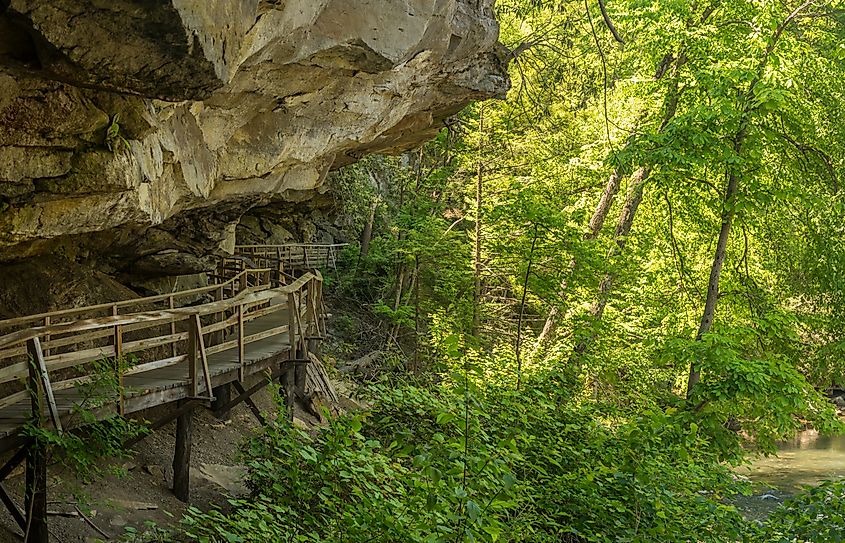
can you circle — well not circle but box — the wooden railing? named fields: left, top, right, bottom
left=0, top=266, right=324, bottom=429
left=235, top=243, right=347, bottom=270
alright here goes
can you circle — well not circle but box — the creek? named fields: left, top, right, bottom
left=741, top=429, right=845, bottom=491
left=733, top=429, right=845, bottom=520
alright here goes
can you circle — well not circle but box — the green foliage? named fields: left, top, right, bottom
left=105, top=112, right=131, bottom=153
left=143, top=1, right=845, bottom=540
left=176, top=361, right=768, bottom=543
left=757, top=480, right=845, bottom=543
left=23, top=356, right=148, bottom=481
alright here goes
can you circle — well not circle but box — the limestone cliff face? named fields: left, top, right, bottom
left=0, top=1, right=508, bottom=275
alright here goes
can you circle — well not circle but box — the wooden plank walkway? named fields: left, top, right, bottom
left=0, top=267, right=325, bottom=446
left=0, top=249, right=329, bottom=540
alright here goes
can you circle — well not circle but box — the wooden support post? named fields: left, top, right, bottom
left=189, top=315, right=213, bottom=399
left=25, top=344, right=48, bottom=543
left=236, top=305, right=246, bottom=382
left=27, top=338, right=61, bottom=434
left=24, top=441, right=47, bottom=543
left=173, top=400, right=193, bottom=503
left=188, top=317, right=199, bottom=398
left=307, top=336, right=320, bottom=359
left=211, top=384, right=231, bottom=420
left=42, top=317, right=50, bottom=358
left=280, top=363, right=296, bottom=421
left=168, top=296, right=177, bottom=358
left=294, top=327, right=307, bottom=402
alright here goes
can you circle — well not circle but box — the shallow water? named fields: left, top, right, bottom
left=739, top=430, right=845, bottom=492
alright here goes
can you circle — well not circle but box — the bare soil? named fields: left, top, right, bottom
left=0, top=387, right=308, bottom=543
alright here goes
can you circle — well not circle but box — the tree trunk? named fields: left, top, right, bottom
left=472, top=104, right=485, bottom=337
left=567, top=44, right=690, bottom=363
left=516, top=225, right=539, bottom=389
left=534, top=42, right=692, bottom=356
left=413, top=255, right=421, bottom=373
left=687, top=169, right=739, bottom=395
left=572, top=166, right=649, bottom=358
left=359, top=202, right=377, bottom=259
left=534, top=168, right=623, bottom=352
left=387, top=266, right=406, bottom=346
left=686, top=0, right=811, bottom=397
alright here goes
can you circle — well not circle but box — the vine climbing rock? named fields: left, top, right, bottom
left=0, top=1, right=509, bottom=272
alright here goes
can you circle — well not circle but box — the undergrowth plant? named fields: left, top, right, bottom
left=23, top=356, right=148, bottom=481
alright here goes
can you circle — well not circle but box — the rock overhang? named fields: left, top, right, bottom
left=0, top=0, right=510, bottom=269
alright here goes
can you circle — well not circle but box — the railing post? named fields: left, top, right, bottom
left=238, top=304, right=245, bottom=382
left=25, top=337, right=51, bottom=543
left=215, top=286, right=224, bottom=347
left=188, top=317, right=198, bottom=398
left=287, top=293, right=297, bottom=356
left=275, top=247, right=283, bottom=286
left=189, top=314, right=213, bottom=399
left=113, top=306, right=125, bottom=415
left=169, top=295, right=177, bottom=358
left=281, top=292, right=298, bottom=419
left=43, top=316, right=50, bottom=357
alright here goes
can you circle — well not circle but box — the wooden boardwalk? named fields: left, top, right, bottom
left=0, top=247, right=331, bottom=540
left=234, top=243, right=347, bottom=270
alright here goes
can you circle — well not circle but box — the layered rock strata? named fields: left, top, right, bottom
left=0, top=1, right=509, bottom=278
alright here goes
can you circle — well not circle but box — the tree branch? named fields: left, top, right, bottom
left=597, top=0, right=625, bottom=44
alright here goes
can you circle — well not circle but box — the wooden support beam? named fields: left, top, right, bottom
left=173, top=401, right=193, bottom=503
left=27, top=338, right=62, bottom=434
left=0, top=481, right=25, bottom=531
left=0, top=445, right=28, bottom=482
left=294, top=348, right=307, bottom=402
left=211, top=384, right=231, bottom=420
left=230, top=382, right=265, bottom=426
left=0, top=444, right=28, bottom=530
left=191, top=315, right=214, bottom=399
left=24, top=441, right=47, bottom=543
left=280, top=364, right=296, bottom=421
left=123, top=400, right=201, bottom=449
left=212, top=365, right=296, bottom=418
left=237, top=305, right=245, bottom=382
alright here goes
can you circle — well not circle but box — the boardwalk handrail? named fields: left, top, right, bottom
left=0, top=272, right=316, bottom=351
left=0, top=267, right=272, bottom=331
left=236, top=243, right=348, bottom=248
left=0, top=269, right=324, bottom=421
left=234, top=243, right=348, bottom=270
